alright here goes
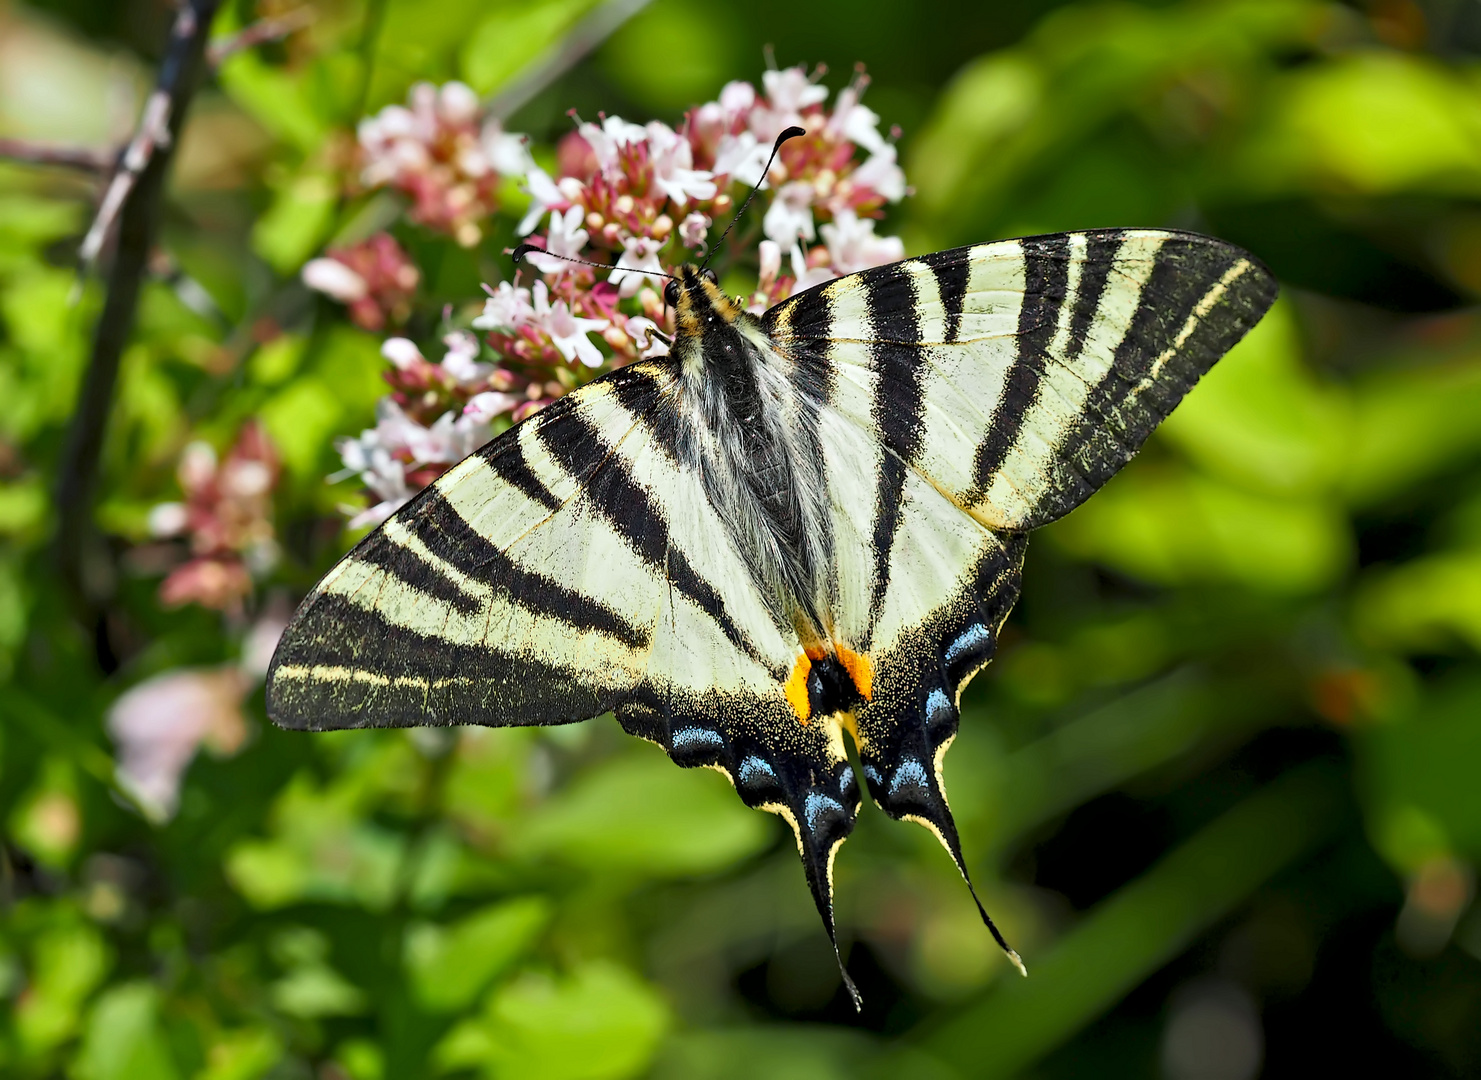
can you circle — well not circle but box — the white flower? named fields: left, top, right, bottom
left=108, top=667, right=249, bottom=822
left=407, top=409, right=490, bottom=465
left=828, top=84, right=887, bottom=156
left=240, top=608, right=288, bottom=681
left=764, top=66, right=829, bottom=115
left=148, top=502, right=189, bottom=538
left=851, top=145, right=907, bottom=203
left=439, top=331, right=493, bottom=385
left=473, top=281, right=535, bottom=331
left=178, top=442, right=217, bottom=492
left=680, top=212, right=710, bottom=250
left=532, top=280, right=608, bottom=367
left=518, top=166, right=569, bottom=235
left=302, top=258, right=368, bottom=303
left=464, top=391, right=522, bottom=424
left=381, top=337, right=425, bottom=370
left=820, top=209, right=905, bottom=275
left=436, top=81, right=479, bottom=126
left=624, top=316, right=669, bottom=359
left=579, top=115, right=649, bottom=178
left=791, top=243, right=837, bottom=293
left=714, top=131, right=771, bottom=188
left=527, top=207, right=589, bottom=276
left=762, top=180, right=817, bottom=247
left=646, top=122, right=716, bottom=206
left=481, top=120, right=532, bottom=176
left=720, top=80, right=757, bottom=116
left=607, top=235, right=667, bottom=299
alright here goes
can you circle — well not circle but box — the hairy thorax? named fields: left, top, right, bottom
left=668, top=267, right=834, bottom=641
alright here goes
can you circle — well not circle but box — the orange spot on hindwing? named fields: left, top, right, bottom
left=835, top=646, right=873, bottom=702
left=785, top=653, right=813, bottom=722
left=784, top=644, right=874, bottom=724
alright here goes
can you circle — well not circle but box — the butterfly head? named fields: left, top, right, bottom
left=668, top=263, right=748, bottom=343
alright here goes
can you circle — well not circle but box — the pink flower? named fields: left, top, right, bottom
left=358, top=81, right=530, bottom=246
left=680, top=212, right=710, bottom=250
left=303, top=234, right=419, bottom=331
left=152, top=422, right=280, bottom=613
left=109, top=667, right=249, bottom=821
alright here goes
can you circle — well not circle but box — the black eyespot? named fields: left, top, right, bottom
left=702, top=267, right=718, bottom=285
left=663, top=280, right=680, bottom=307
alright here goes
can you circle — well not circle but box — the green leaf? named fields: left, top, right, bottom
left=1232, top=52, right=1481, bottom=197
left=461, top=0, right=599, bottom=97
left=13, top=919, right=111, bottom=1055
left=1159, top=300, right=1349, bottom=498
left=196, top=1028, right=283, bottom=1080
left=1344, top=354, right=1481, bottom=507
left=515, top=746, right=771, bottom=877
left=217, top=52, right=328, bottom=153
left=1359, top=676, right=1481, bottom=866
left=1354, top=550, right=1481, bottom=654
left=434, top=961, right=669, bottom=1080
left=405, top=896, right=551, bottom=1011
left=1047, top=461, right=1352, bottom=594
left=251, top=171, right=339, bottom=275
left=270, top=965, right=369, bottom=1018
left=71, top=982, right=179, bottom=1080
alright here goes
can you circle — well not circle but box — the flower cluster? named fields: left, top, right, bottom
left=148, top=422, right=280, bottom=612
left=301, top=232, right=421, bottom=331
left=333, top=333, right=499, bottom=528
left=357, top=80, right=530, bottom=247
left=323, top=65, right=908, bottom=528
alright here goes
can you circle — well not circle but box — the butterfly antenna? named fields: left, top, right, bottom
left=700, top=126, right=805, bottom=272
left=509, top=244, right=679, bottom=282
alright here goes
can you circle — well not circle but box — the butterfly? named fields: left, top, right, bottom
left=267, top=223, right=1277, bottom=1008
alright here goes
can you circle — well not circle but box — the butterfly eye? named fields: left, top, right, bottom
left=702, top=268, right=718, bottom=285
left=664, top=280, right=680, bottom=308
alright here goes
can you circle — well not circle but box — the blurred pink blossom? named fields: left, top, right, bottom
left=302, top=233, right=420, bottom=331
left=358, top=81, right=531, bottom=246
left=151, top=422, right=280, bottom=613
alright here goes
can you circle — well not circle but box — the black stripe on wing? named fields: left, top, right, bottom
left=535, top=394, right=774, bottom=672
left=861, top=262, right=927, bottom=645
left=1042, top=232, right=1278, bottom=525
left=266, top=592, right=618, bottom=729
left=971, top=232, right=1073, bottom=493
left=413, top=486, right=649, bottom=650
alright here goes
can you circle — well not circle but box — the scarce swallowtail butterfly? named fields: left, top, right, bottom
left=266, top=133, right=1278, bottom=1007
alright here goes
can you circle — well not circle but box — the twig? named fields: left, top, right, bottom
left=0, top=138, right=113, bottom=173
left=207, top=7, right=315, bottom=66
left=484, top=0, right=654, bottom=122
left=55, top=0, right=223, bottom=608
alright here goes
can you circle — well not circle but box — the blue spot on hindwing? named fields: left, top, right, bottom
left=944, top=623, right=990, bottom=665
left=926, top=688, right=952, bottom=723
left=671, top=727, right=725, bottom=754
left=804, top=791, right=846, bottom=832
left=737, top=755, right=776, bottom=787
left=889, top=758, right=931, bottom=800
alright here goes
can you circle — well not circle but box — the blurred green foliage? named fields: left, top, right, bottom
left=3, top=0, right=1481, bottom=1077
